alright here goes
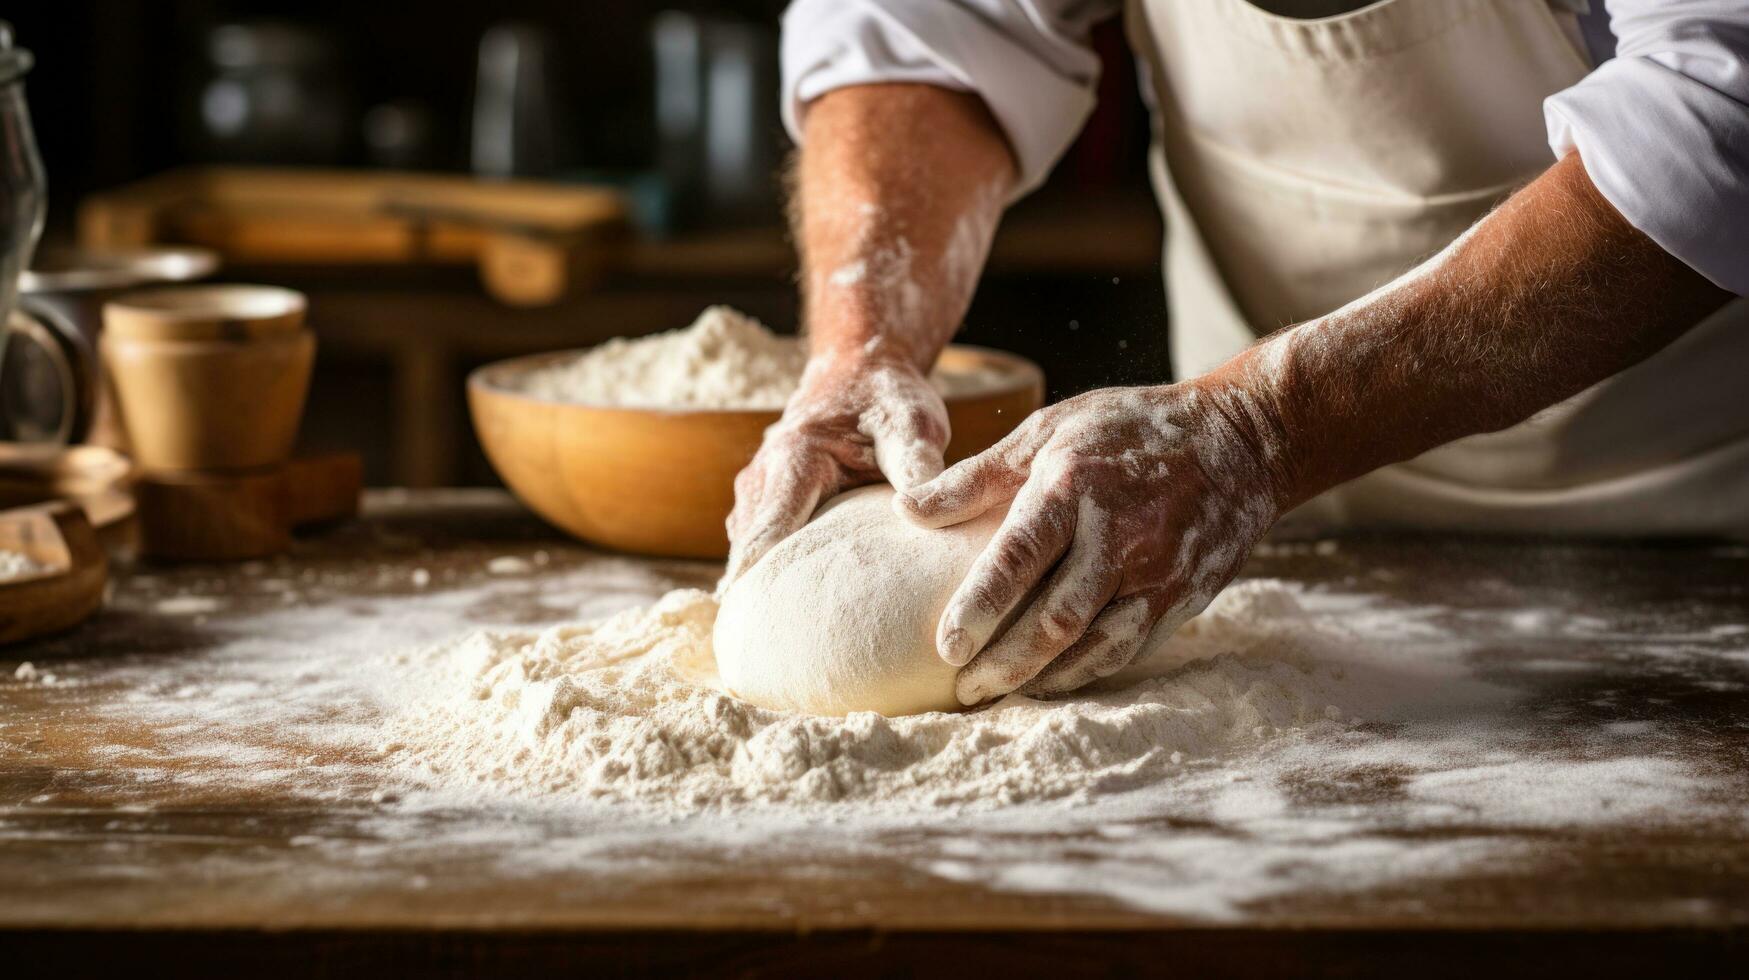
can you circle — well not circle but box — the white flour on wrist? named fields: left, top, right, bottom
left=514, top=305, right=1007, bottom=410
left=377, top=580, right=1388, bottom=814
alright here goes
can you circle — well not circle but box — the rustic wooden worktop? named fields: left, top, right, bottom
left=2, top=490, right=1746, bottom=976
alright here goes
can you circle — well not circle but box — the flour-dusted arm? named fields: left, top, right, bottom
left=726, top=1, right=1120, bottom=580
left=1545, top=0, right=1749, bottom=294
left=903, top=153, right=1732, bottom=705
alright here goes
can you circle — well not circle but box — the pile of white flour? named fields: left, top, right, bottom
left=0, top=549, right=45, bottom=582
left=515, top=305, right=1007, bottom=409
left=378, top=580, right=1372, bottom=813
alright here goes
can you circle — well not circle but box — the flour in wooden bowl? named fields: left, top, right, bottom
left=0, top=549, right=45, bottom=581
left=376, top=580, right=1397, bottom=814
left=513, top=305, right=1008, bottom=409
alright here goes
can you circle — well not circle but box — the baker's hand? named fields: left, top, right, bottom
left=896, top=382, right=1287, bottom=705
left=726, top=347, right=949, bottom=581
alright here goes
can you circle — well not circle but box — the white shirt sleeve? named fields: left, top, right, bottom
left=1545, top=0, right=1749, bottom=295
left=781, top=0, right=1120, bottom=197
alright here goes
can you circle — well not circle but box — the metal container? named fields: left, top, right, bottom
left=12, top=248, right=218, bottom=446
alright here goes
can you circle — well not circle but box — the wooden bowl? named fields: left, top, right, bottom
left=469, top=345, right=1045, bottom=559
left=0, top=501, right=109, bottom=646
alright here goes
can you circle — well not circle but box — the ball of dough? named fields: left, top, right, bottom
left=713, top=485, right=1003, bottom=717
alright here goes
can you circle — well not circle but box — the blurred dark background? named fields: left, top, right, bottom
left=13, top=1, right=1167, bottom=486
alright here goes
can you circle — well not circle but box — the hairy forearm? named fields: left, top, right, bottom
left=1205, top=152, right=1734, bottom=509
left=793, top=84, right=1017, bottom=370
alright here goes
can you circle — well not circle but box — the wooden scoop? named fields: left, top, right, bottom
left=0, top=501, right=108, bottom=646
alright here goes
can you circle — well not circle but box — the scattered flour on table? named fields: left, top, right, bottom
left=13, top=661, right=54, bottom=684
left=513, top=305, right=1009, bottom=410
left=378, top=580, right=1406, bottom=813
left=485, top=555, right=534, bottom=576
left=0, top=548, right=45, bottom=581
left=57, top=544, right=1744, bottom=921
left=154, top=595, right=224, bottom=616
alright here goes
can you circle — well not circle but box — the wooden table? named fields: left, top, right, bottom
left=3, top=491, right=1747, bottom=976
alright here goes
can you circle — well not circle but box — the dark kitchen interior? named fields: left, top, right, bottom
left=15, top=0, right=1165, bottom=487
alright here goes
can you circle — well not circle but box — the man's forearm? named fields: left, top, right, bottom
left=1207, top=152, right=1735, bottom=510
left=794, top=84, right=1017, bottom=370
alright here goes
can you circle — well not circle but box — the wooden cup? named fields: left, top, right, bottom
left=101, top=330, right=316, bottom=472
left=102, top=283, right=315, bottom=471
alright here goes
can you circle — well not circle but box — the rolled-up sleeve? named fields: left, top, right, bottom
left=1545, top=0, right=1749, bottom=295
left=781, top=0, right=1117, bottom=197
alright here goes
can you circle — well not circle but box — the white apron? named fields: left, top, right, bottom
left=1125, top=0, right=1749, bottom=538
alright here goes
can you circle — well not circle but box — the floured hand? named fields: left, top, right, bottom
left=896, top=382, right=1288, bottom=705
left=726, top=347, right=949, bottom=582
left=728, top=84, right=1016, bottom=583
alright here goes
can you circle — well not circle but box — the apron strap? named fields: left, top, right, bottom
left=1577, top=0, right=1617, bottom=65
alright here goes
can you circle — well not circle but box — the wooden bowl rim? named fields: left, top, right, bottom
left=0, top=445, right=136, bottom=534
left=0, top=443, right=131, bottom=482
left=0, top=501, right=84, bottom=586
left=467, top=343, right=1045, bottom=418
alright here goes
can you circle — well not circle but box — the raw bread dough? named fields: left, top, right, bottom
left=713, top=485, right=1004, bottom=716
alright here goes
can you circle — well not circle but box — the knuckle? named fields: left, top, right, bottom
left=965, top=581, right=1009, bottom=619
left=733, top=465, right=763, bottom=496
left=1048, top=466, right=1079, bottom=495
left=974, top=650, right=1043, bottom=693
left=1088, top=635, right=1146, bottom=680
left=1039, top=600, right=1094, bottom=644
left=995, top=531, right=1046, bottom=574
left=999, top=658, right=1042, bottom=689
left=906, top=410, right=947, bottom=444
left=767, top=427, right=814, bottom=454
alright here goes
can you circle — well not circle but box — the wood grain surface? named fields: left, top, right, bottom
left=1, top=490, right=1746, bottom=977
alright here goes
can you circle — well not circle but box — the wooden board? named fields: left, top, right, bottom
left=1, top=490, right=1747, bottom=976
left=76, top=167, right=629, bottom=307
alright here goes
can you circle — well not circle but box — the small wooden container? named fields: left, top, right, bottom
left=101, top=285, right=316, bottom=471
